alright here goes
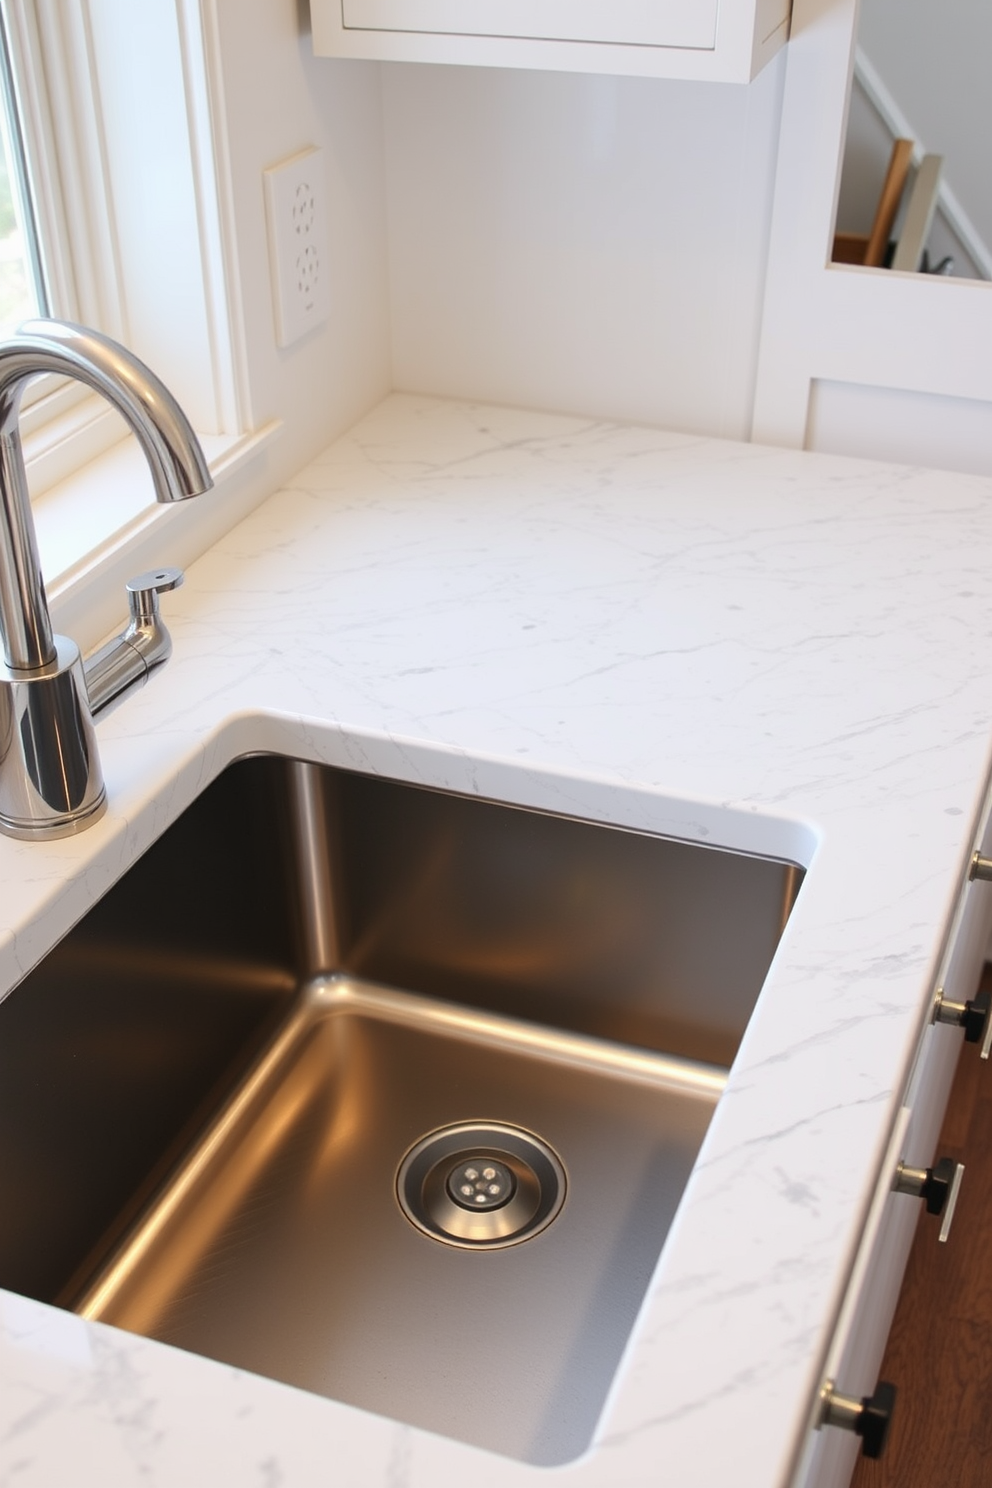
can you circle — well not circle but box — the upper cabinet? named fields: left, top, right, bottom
left=310, top=0, right=792, bottom=83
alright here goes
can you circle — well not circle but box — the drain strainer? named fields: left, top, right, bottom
left=396, top=1121, right=566, bottom=1249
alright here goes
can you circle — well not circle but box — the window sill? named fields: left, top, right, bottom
left=35, top=418, right=282, bottom=623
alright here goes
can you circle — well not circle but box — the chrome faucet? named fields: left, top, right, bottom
left=0, top=319, right=212, bottom=840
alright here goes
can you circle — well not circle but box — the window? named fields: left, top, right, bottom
left=0, top=1, right=275, bottom=598
left=0, top=9, right=45, bottom=336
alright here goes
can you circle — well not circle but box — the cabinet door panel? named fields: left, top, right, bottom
left=341, top=0, right=720, bottom=51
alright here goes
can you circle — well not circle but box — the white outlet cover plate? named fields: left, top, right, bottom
left=263, top=146, right=330, bottom=348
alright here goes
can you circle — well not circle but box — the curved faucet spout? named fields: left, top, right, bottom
left=0, top=318, right=212, bottom=839
left=0, top=320, right=212, bottom=672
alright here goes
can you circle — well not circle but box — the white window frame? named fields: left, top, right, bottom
left=0, top=0, right=278, bottom=596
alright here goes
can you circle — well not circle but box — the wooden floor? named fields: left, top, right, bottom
left=851, top=964, right=992, bottom=1487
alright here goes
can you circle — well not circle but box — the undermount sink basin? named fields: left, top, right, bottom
left=0, top=755, right=803, bottom=1465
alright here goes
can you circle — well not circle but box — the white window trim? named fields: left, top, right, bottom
left=0, top=0, right=281, bottom=593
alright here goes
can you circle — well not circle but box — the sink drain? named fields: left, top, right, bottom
left=397, top=1121, right=566, bottom=1249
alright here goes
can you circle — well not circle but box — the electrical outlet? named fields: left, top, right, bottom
left=263, top=147, right=330, bottom=348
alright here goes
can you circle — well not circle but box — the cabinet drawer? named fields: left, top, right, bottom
left=341, top=0, right=719, bottom=50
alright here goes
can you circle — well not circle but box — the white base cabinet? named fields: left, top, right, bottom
left=794, top=836, right=992, bottom=1488
left=311, top=0, right=791, bottom=83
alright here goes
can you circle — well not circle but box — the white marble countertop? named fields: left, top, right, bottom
left=3, top=394, right=992, bottom=1487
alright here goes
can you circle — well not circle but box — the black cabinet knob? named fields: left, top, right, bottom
left=920, top=1157, right=958, bottom=1215
left=895, top=1157, right=964, bottom=1240
left=857, top=1380, right=898, bottom=1459
left=933, top=986, right=992, bottom=1058
left=962, top=989, right=991, bottom=1044
left=821, top=1378, right=897, bottom=1459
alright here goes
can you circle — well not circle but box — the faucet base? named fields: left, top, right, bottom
left=0, top=801, right=107, bottom=841
left=0, top=636, right=106, bottom=840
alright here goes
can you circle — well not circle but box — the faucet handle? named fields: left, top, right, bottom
left=126, top=567, right=184, bottom=623
left=83, top=568, right=186, bottom=717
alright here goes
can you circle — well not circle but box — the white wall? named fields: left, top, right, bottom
left=198, top=5, right=787, bottom=464
left=214, top=0, right=391, bottom=478
left=202, top=7, right=788, bottom=453
left=379, top=58, right=787, bottom=440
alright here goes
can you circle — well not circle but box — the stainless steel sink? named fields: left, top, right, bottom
left=0, top=755, right=803, bottom=1465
